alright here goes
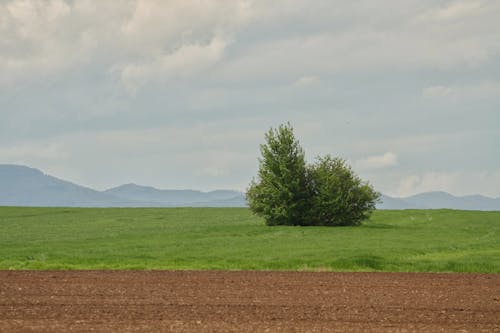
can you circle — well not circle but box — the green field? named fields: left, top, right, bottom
left=0, top=207, right=499, bottom=272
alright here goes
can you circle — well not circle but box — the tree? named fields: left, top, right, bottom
left=307, top=155, right=380, bottom=226
left=246, top=123, right=310, bottom=226
left=247, top=123, right=380, bottom=227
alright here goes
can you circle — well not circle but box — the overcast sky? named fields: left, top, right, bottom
left=1, top=0, right=499, bottom=197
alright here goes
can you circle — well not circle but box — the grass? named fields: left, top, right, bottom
left=0, top=207, right=499, bottom=272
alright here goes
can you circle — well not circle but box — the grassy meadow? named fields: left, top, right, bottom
left=0, top=207, right=499, bottom=272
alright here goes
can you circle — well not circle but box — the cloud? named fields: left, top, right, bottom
left=2, top=0, right=500, bottom=88
left=356, top=152, right=398, bottom=170
left=293, top=75, right=321, bottom=87
left=0, top=0, right=125, bottom=85
left=422, top=85, right=454, bottom=98
left=119, top=37, right=228, bottom=93
left=0, top=0, right=252, bottom=87
left=1, top=0, right=499, bottom=94
left=417, top=0, right=486, bottom=21
left=220, top=0, right=500, bottom=82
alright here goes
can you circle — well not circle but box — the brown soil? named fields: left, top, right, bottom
left=1, top=271, right=499, bottom=332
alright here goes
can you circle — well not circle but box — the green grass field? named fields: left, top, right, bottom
left=0, top=207, right=499, bottom=272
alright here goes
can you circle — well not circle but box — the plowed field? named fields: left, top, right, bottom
left=1, top=271, right=499, bottom=332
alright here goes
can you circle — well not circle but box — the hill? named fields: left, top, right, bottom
left=104, top=183, right=245, bottom=206
left=0, top=165, right=130, bottom=207
left=0, top=164, right=246, bottom=207
left=378, top=192, right=500, bottom=211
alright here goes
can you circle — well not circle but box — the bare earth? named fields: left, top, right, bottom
left=0, top=271, right=499, bottom=332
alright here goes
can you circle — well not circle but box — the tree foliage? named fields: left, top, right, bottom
left=246, top=123, right=310, bottom=226
left=307, top=155, right=379, bottom=226
left=247, top=124, right=380, bottom=226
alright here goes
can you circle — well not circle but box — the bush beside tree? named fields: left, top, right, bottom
left=246, top=123, right=380, bottom=226
left=307, top=155, right=379, bottom=226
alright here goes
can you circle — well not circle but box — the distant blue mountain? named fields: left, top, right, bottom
left=377, top=192, right=500, bottom=211
left=1, top=164, right=499, bottom=210
left=104, top=183, right=245, bottom=207
left=0, top=164, right=246, bottom=207
left=0, top=164, right=131, bottom=207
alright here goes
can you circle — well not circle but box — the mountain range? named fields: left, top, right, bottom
left=0, top=165, right=245, bottom=207
left=1, top=164, right=499, bottom=210
left=378, top=193, right=500, bottom=210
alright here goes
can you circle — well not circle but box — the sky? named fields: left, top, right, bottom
left=1, top=0, right=499, bottom=197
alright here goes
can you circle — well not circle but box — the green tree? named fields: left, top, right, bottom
left=307, top=155, right=380, bottom=226
left=246, top=123, right=310, bottom=226
left=247, top=123, right=380, bottom=227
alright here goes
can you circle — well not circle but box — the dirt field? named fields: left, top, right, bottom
left=0, top=271, right=499, bottom=332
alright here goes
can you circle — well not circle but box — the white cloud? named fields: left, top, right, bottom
left=0, top=0, right=116, bottom=84
left=124, top=0, right=253, bottom=39
left=0, top=0, right=252, bottom=86
left=119, top=37, right=228, bottom=93
left=219, top=0, right=500, bottom=82
left=417, top=0, right=486, bottom=21
left=2, top=0, right=499, bottom=87
left=356, top=152, right=398, bottom=170
left=293, top=75, right=321, bottom=87
left=0, top=0, right=498, bottom=92
left=6, top=0, right=70, bottom=36
left=422, top=85, right=454, bottom=98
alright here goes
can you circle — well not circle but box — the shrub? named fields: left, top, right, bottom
left=307, top=155, right=380, bottom=226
